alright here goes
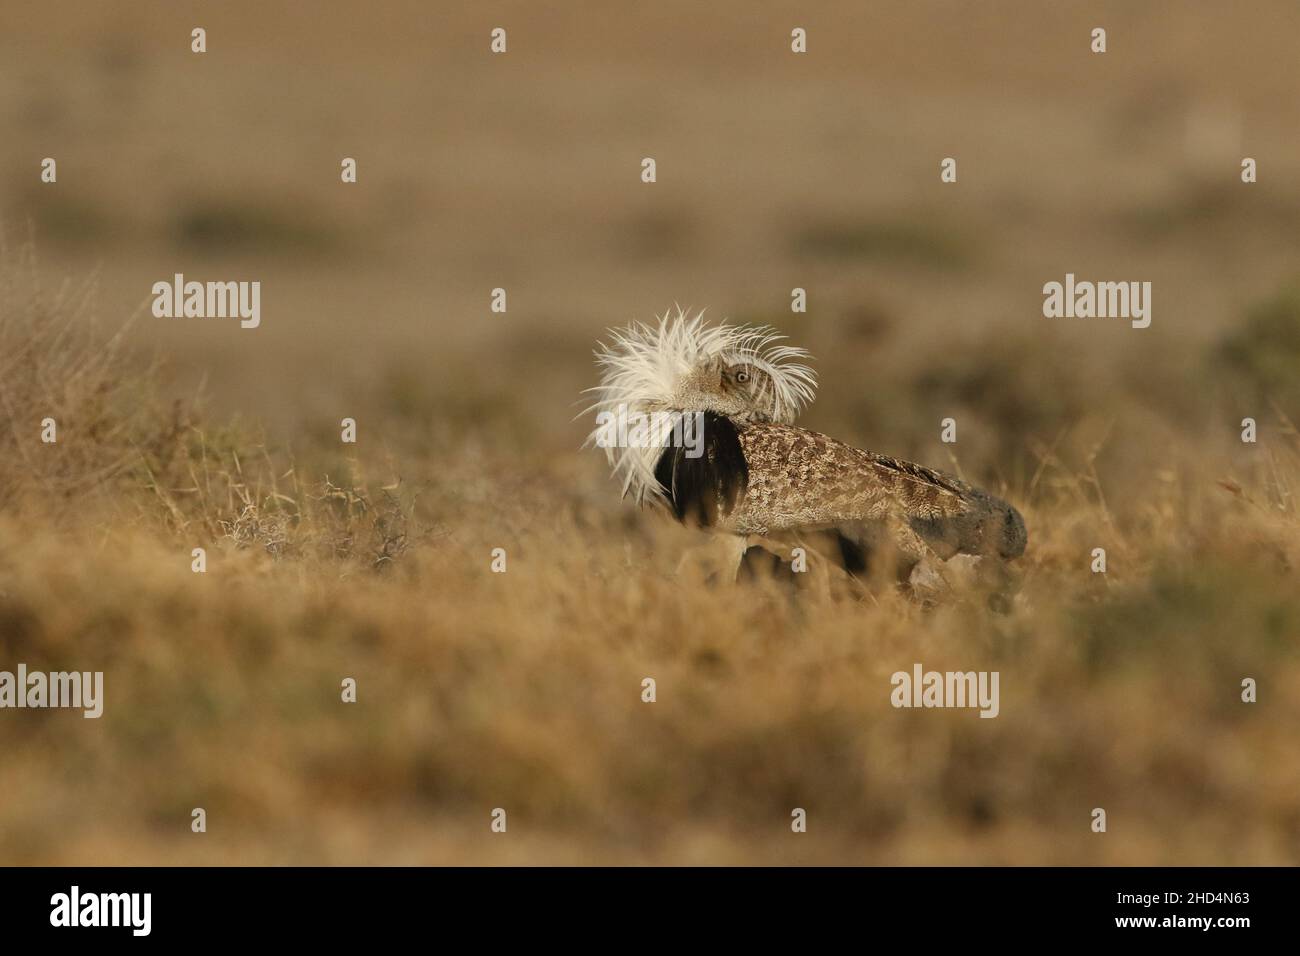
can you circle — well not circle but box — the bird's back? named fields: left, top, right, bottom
left=723, top=423, right=1026, bottom=559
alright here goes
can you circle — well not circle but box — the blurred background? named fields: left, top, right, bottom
left=1, top=1, right=1298, bottom=865
left=3, top=0, right=1299, bottom=457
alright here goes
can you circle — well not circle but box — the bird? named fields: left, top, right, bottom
left=584, top=308, right=1027, bottom=601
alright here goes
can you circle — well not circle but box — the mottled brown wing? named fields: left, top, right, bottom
left=724, top=423, right=1026, bottom=559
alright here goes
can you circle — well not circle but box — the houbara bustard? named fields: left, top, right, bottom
left=585, top=309, right=1027, bottom=602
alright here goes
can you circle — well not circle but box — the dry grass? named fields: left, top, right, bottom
left=1, top=254, right=1298, bottom=866
left=0, top=238, right=169, bottom=513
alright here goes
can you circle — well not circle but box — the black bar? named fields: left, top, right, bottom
left=0, top=867, right=1288, bottom=942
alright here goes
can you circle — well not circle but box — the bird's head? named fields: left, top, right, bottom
left=583, top=307, right=817, bottom=502
left=668, top=352, right=805, bottom=425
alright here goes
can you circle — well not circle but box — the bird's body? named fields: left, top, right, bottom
left=585, top=309, right=1026, bottom=599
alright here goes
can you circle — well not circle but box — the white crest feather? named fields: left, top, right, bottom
left=583, top=306, right=817, bottom=505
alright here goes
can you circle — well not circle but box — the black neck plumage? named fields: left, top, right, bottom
left=653, top=411, right=749, bottom=527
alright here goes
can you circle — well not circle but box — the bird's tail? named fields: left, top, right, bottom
left=991, top=497, right=1027, bottom=558
left=954, top=490, right=1026, bottom=559
left=907, top=487, right=1027, bottom=559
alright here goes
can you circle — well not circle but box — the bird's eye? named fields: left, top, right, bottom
left=735, top=370, right=750, bottom=384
